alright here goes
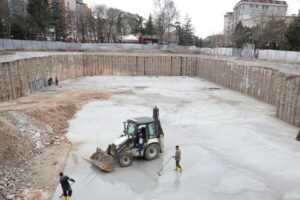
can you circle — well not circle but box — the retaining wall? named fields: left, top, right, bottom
left=0, top=54, right=299, bottom=127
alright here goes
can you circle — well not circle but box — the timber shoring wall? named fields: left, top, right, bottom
left=0, top=54, right=299, bottom=127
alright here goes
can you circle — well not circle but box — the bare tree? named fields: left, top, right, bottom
left=66, top=10, right=77, bottom=39
left=93, top=4, right=107, bottom=42
left=153, top=0, right=179, bottom=43
left=0, top=0, right=11, bottom=38
left=104, top=8, right=120, bottom=43
left=85, top=8, right=96, bottom=42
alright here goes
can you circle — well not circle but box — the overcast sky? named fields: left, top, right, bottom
left=83, top=0, right=300, bottom=38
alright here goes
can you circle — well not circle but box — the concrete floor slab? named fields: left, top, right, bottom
left=52, top=76, right=299, bottom=200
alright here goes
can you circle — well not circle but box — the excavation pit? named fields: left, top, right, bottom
left=52, top=76, right=300, bottom=200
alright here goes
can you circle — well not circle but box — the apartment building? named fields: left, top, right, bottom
left=233, top=0, right=288, bottom=27
left=64, top=0, right=91, bottom=40
left=224, top=12, right=234, bottom=46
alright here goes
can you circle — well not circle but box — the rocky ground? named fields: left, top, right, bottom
left=0, top=86, right=111, bottom=200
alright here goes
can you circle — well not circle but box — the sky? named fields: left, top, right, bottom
left=83, top=0, right=300, bottom=38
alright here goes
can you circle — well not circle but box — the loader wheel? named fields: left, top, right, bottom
left=119, top=153, right=133, bottom=167
left=145, top=143, right=160, bottom=160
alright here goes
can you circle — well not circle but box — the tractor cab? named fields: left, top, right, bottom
left=124, top=117, right=157, bottom=147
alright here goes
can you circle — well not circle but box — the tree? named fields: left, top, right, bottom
left=86, top=8, right=96, bottom=42
left=93, top=4, right=107, bottom=41
left=153, top=0, right=179, bottom=43
left=285, top=16, right=300, bottom=51
left=10, top=14, right=28, bottom=39
left=116, top=14, right=123, bottom=36
left=10, top=0, right=29, bottom=39
left=76, top=2, right=87, bottom=42
left=178, top=15, right=194, bottom=46
left=133, top=15, right=144, bottom=34
left=145, top=14, right=154, bottom=36
left=105, top=8, right=120, bottom=42
left=195, top=36, right=204, bottom=48
left=232, top=22, right=251, bottom=48
left=0, top=0, right=11, bottom=38
left=51, top=0, right=68, bottom=40
left=252, top=18, right=288, bottom=50
left=27, top=0, right=51, bottom=38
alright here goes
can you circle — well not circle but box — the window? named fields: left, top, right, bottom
left=127, top=123, right=136, bottom=136
left=148, top=123, right=156, bottom=139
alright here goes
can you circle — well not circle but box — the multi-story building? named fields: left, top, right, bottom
left=205, top=34, right=225, bottom=47
left=224, top=12, right=234, bottom=35
left=223, top=0, right=288, bottom=45
left=64, top=0, right=91, bottom=41
left=224, top=12, right=234, bottom=46
left=233, top=0, right=288, bottom=27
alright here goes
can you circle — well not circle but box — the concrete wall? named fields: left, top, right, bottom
left=0, top=54, right=299, bottom=127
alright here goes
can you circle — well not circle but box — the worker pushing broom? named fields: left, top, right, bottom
left=157, top=145, right=183, bottom=176
left=59, top=172, right=75, bottom=200
left=173, top=145, right=183, bottom=172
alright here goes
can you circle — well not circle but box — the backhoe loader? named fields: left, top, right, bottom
left=88, top=107, right=164, bottom=172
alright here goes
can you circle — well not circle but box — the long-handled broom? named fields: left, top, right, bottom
left=157, top=156, right=172, bottom=176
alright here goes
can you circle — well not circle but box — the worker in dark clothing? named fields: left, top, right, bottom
left=55, top=77, right=58, bottom=86
left=173, top=145, right=183, bottom=172
left=296, top=130, right=300, bottom=141
left=59, top=172, right=75, bottom=199
left=48, top=77, right=53, bottom=86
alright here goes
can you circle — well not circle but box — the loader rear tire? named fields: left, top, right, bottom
left=145, top=143, right=160, bottom=160
left=119, top=153, right=133, bottom=167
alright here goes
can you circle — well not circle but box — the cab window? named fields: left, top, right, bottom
left=127, top=123, right=136, bottom=136
left=148, top=122, right=156, bottom=139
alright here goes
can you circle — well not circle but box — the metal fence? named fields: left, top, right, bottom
left=199, top=48, right=254, bottom=58
left=0, top=38, right=182, bottom=51
left=257, top=49, right=300, bottom=63
left=1, top=39, right=300, bottom=63
left=199, top=47, right=300, bottom=63
left=29, top=78, right=46, bottom=93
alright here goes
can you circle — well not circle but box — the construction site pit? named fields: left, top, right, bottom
left=44, top=76, right=300, bottom=200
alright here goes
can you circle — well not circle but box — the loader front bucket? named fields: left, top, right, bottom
left=89, top=147, right=115, bottom=172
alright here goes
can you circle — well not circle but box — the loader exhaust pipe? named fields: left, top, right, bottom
left=153, top=106, right=164, bottom=153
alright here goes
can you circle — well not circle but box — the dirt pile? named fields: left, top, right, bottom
left=28, top=104, right=78, bottom=136
left=0, top=88, right=111, bottom=200
left=0, top=117, right=34, bottom=200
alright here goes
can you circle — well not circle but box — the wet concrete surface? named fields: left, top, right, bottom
left=52, top=77, right=300, bottom=200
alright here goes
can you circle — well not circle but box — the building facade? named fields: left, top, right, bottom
left=233, top=0, right=288, bottom=27
left=64, top=0, right=91, bottom=41
left=224, top=12, right=234, bottom=46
